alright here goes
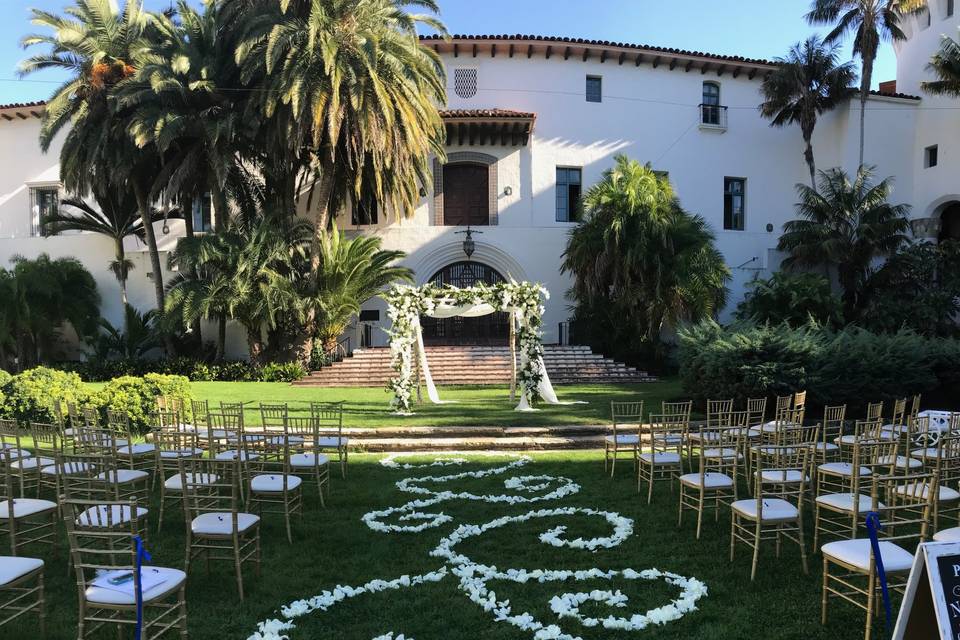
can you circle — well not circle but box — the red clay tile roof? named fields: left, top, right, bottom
left=440, top=109, right=535, bottom=119
left=0, top=100, right=46, bottom=111
left=869, top=89, right=922, bottom=100
left=421, top=34, right=776, bottom=67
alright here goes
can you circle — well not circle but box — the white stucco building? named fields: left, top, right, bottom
left=1, top=8, right=958, bottom=359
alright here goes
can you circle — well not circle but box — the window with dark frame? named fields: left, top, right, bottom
left=31, top=186, right=58, bottom=237
left=192, top=193, right=213, bottom=232
left=556, top=167, right=582, bottom=222
left=352, top=195, right=379, bottom=225
left=723, top=178, right=745, bottom=231
left=702, top=82, right=721, bottom=125
left=926, top=144, right=939, bottom=168
left=949, top=0, right=955, bottom=18
left=586, top=76, right=602, bottom=103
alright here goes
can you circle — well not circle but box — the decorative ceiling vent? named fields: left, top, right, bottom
left=454, top=68, right=478, bottom=99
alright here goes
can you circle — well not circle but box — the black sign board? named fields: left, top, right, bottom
left=938, top=555, right=960, bottom=640
left=895, top=542, right=960, bottom=640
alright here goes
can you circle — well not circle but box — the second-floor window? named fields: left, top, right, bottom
left=193, top=193, right=213, bottom=233
left=723, top=178, right=745, bottom=231
left=556, top=167, right=582, bottom=222
left=702, top=82, right=721, bottom=125
left=586, top=76, right=602, bottom=103
left=948, top=0, right=955, bottom=18
left=30, top=186, right=58, bottom=237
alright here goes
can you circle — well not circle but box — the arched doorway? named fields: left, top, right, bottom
left=421, top=261, right=510, bottom=344
left=939, top=202, right=960, bottom=243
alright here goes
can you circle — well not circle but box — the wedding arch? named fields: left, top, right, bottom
left=383, top=281, right=574, bottom=413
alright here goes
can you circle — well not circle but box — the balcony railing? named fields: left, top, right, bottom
left=699, top=104, right=728, bottom=130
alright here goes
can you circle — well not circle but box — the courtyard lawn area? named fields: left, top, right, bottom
left=86, top=380, right=687, bottom=428
left=7, top=451, right=868, bottom=640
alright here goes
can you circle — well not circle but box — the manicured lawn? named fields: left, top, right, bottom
left=10, top=452, right=869, bottom=640
left=87, top=380, right=687, bottom=428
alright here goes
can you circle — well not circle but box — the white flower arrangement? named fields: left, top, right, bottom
left=383, top=282, right=549, bottom=413
left=248, top=455, right=708, bottom=640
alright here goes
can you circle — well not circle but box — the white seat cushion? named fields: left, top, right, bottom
left=159, top=448, right=204, bottom=459
left=0, top=449, right=32, bottom=460
left=76, top=505, right=148, bottom=527
left=96, top=469, right=149, bottom=485
left=0, top=556, right=43, bottom=587
left=818, top=462, right=870, bottom=477
left=703, top=448, right=741, bottom=459
left=317, top=437, right=348, bottom=448
left=605, top=434, right=639, bottom=445
left=0, top=498, right=57, bottom=519
left=757, top=469, right=808, bottom=484
left=821, top=539, right=914, bottom=573
left=40, top=461, right=92, bottom=476
left=688, top=431, right=722, bottom=442
left=679, top=472, right=733, bottom=489
left=289, top=453, right=329, bottom=468
left=752, top=446, right=798, bottom=455
left=836, top=435, right=860, bottom=445
left=214, top=450, right=259, bottom=461
left=250, top=474, right=303, bottom=492
left=85, top=567, right=185, bottom=605
left=814, top=442, right=839, bottom=452
left=894, top=482, right=960, bottom=502
left=732, top=498, right=798, bottom=522
left=911, top=447, right=939, bottom=460
left=876, top=455, right=923, bottom=470
left=164, top=473, right=219, bottom=491
left=815, top=493, right=881, bottom=513
left=191, top=512, right=259, bottom=536
left=934, top=527, right=960, bottom=543
left=117, top=443, right=156, bottom=456
left=10, top=456, right=56, bottom=470
left=638, top=452, right=681, bottom=465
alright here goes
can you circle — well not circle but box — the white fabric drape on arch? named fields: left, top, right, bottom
left=414, top=304, right=583, bottom=411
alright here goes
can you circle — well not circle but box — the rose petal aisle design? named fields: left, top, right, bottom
left=248, top=454, right=709, bottom=640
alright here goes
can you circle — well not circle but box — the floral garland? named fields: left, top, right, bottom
left=248, top=455, right=708, bottom=640
left=383, top=282, right=549, bottom=413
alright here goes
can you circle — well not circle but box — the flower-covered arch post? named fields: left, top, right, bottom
left=384, top=282, right=558, bottom=414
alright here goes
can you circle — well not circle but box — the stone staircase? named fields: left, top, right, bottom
left=293, top=345, right=655, bottom=387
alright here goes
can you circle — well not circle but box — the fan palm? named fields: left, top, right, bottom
left=806, top=0, right=927, bottom=165
left=923, top=31, right=960, bottom=96
left=760, top=36, right=857, bottom=189
left=562, top=155, right=729, bottom=360
left=778, top=165, right=912, bottom=317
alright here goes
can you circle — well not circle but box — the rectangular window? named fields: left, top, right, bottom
left=30, top=186, right=58, bottom=237
left=586, top=76, right=602, bottom=103
left=352, top=196, right=379, bottom=225
left=723, top=178, right=745, bottom=231
left=192, top=193, right=213, bottom=232
left=926, top=144, right=939, bottom=168
left=556, top=167, right=582, bottom=222
left=949, top=0, right=955, bottom=18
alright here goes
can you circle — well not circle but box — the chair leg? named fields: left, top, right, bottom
left=865, top=570, right=876, bottom=640
left=695, top=490, right=705, bottom=540
left=750, top=521, right=761, bottom=581
left=646, top=468, right=654, bottom=504
left=729, top=513, right=736, bottom=562
left=821, top=556, right=829, bottom=625
left=234, top=539, right=245, bottom=601
left=178, top=585, right=188, bottom=639
left=677, top=486, right=684, bottom=529
left=798, top=522, right=809, bottom=575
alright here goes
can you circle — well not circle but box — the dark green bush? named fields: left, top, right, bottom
left=260, top=361, right=307, bottom=383
left=58, top=357, right=305, bottom=383
left=0, top=370, right=12, bottom=414
left=678, top=321, right=960, bottom=414
left=2, top=366, right=91, bottom=423
left=735, top=272, right=843, bottom=327
left=90, top=373, right=192, bottom=435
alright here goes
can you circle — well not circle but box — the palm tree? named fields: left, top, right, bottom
left=806, top=0, right=927, bottom=165
left=561, top=156, right=730, bottom=360
left=778, top=166, right=912, bottom=317
left=760, top=36, right=857, bottom=189
left=923, top=31, right=960, bottom=96
left=93, top=304, right=161, bottom=360
left=299, top=225, right=412, bottom=358
left=20, top=0, right=173, bottom=353
left=42, top=182, right=169, bottom=315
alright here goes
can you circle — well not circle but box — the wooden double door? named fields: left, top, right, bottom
left=443, top=163, right=489, bottom=226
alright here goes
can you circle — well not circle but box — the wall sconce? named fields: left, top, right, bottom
left=765, top=223, right=774, bottom=233
left=503, top=186, right=513, bottom=196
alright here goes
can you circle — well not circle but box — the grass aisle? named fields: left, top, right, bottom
left=12, top=452, right=865, bottom=639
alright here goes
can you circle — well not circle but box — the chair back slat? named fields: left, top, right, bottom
left=611, top=401, right=644, bottom=440
left=746, top=397, right=767, bottom=427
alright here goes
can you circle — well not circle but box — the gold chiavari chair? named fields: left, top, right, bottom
left=814, top=439, right=898, bottom=548
left=60, top=453, right=150, bottom=540
left=178, top=457, right=260, bottom=600
left=0, top=449, right=57, bottom=556
left=793, top=390, right=807, bottom=412
left=814, top=405, right=846, bottom=466
left=908, top=415, right=939, bottom=465
left=748, top=407, right=804, bottom=485
left=154, top=413, right=205, bottom=531
left=773, top=394, right=792, bottom=421
left=79, top=427, right=150, bottom=507
left=62, top=498, right=187, bottom=639
left=745, top=397, right=768, bottom=430
left=0, top=420, right=44, bottom=498
left=0, top=419, right=31, bottom=463
left=865, top=401, right=884, bottom=423
left=820, top=471, right=935, bottom=640
left=247, top=431, right=303, bottom=543
left=662, top=400, right=693, bottom=424
left=730, top=443, right=812, bottom=581
left=909, top=394, right=922, bottom=421
left=835, top=419, right=884, bottom=462
left=927, top=434, right=960, bottom=531
left=689, top=399, right=733, bottom=466
left=287, top=417, right=330, bottom=503
left=639, top=413, right=684, bottom=503
left=27, top=423, right=61, bottom=498
left=311, top=402, right=349, bottom=479
left=679, top=424, right=740, bottom=539
left=190, top=399, right=210, bottom=432
left=0, top=554, right=44, bottom=634
left=604, top=401, right=643, bottom=477
left=52, top=399, right=75, bottom=453
left=108, top=410, right=156, bottom=482
left=259, top=403, right=288, bottom=450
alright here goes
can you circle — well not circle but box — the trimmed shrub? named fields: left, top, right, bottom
left=261, top=362, right=307, bottom=383
left=2, top=366, right=91, bottom=423
left=58, top=357, right=306, bottom=383
left=0, top=370, right=11, bottom=413
left=92, top=376, right=155, bottom=435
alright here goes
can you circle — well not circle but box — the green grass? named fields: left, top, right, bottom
left=86, top=381, right=686, bottom=428
left=9, top=452, right=870, bottom=639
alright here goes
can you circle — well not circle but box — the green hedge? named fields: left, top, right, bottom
left=677, top=321, right=960, bottom=414
left=60, top=357, right=306, bottom=383
left=91, top=373, right=191, bottom=435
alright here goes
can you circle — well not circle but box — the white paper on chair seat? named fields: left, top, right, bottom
left=164, top=473, right=218, bottom=491
left=815, top=492, right=881, bottom=512
left=605, top=434, right=639, bottom=445
left=0, top=498, right=57, bottom=519
left=76, top=505, right=148, bottom=527
left=10, top=456, right=55, bottom=470
left=679, top=472, right=733, bottom=488
left=731, top=498, right=797, bottom=521
left=821, top=539, right=914, bottom=573
left=96, top=469, right=149, bottom=484
left=289, top=453, right=329, bottom=467
left=251, top=474, right=302, bottom=492
left=0, top=556, right=43, bottom=587
left=191, top=512, right=259, bottom=535
left=87, top=567, right=184, bottom=605
left=818, top=462, right=870, bottom=477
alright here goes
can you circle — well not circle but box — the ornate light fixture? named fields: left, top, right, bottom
left=456, top=225, right=482, bottom=260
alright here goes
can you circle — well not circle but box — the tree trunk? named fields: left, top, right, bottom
left=216, top=314, right=226, bottom=361
left=246, top=324, right=265, bottom=365
left=115, top=237, right=129, bottom=334
left=310, top=156, right=337, bottom=275
left=802, top=127, right=817, bottom=191
left=294, top=323, right=314, bottom=369
left=133, top=181, right=174, bottom=357
left=182, top=195, right=202, bottom=345
left=212, top=186, right=230, bottom=232
left=858, top=55, right=875, bottom=168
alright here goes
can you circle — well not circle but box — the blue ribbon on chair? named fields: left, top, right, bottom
left=865, top=511, right=893, bottom=633
left=133, top=535, right=152, bottom=640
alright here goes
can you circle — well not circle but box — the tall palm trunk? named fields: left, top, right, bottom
left=310, top=159, right=337, bottom=274
left=857, top=55, right=875, bottom=167
left=183, top=195, right=203, bottom=345
left=212, top=186, right=229, bottom=232
left=133, top=181, right=173, bottom=356
left=246, top=324, right=264, bottom=365
left=216, top=314, right=226, bottom=361
left=801, top=123, right=817, bottom=191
